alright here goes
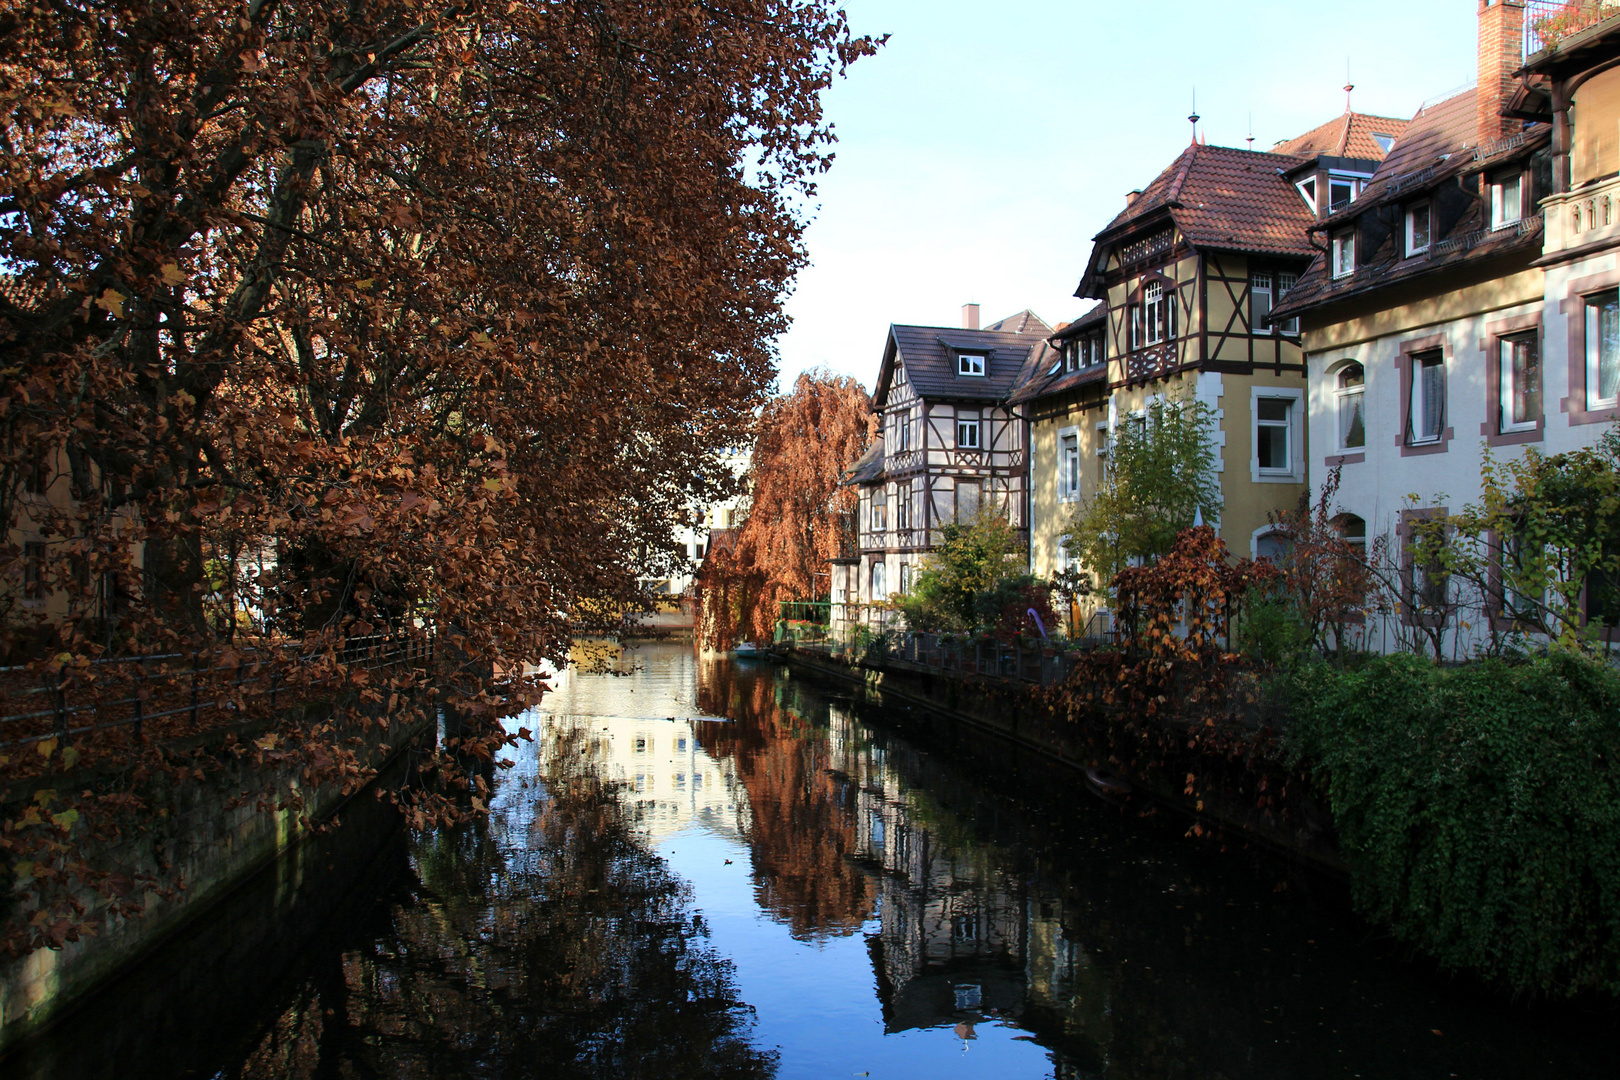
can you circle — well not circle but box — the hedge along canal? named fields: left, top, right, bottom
left=2, top=640, right=1612, bottom=1079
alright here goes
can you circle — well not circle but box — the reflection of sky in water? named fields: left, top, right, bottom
left=519, top=642, right=1057, bottom=1080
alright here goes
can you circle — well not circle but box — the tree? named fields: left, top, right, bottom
left=1064, top=395, right=1221, bottom=588
left=697, top=370, right=873, bottom=648
left=0, top=0, right=879, bottom=952
left=1261, top=468, right=1383, bottom=661
left=896, top=508, right=1027, bottom=636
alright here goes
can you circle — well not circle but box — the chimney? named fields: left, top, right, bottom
left=961, top=303, right=980, bottom=330
left=1126, top=189, right=1143, bottom=207
left=1478, top=0, right=1526, bottom=145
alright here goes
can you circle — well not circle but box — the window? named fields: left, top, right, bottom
left=1586, top=289, right=1620, bottom=409
left=634, top=736, right=649, bottom=753
left=1406, top=202, right=1431, bottom=255
left=899, top=563, right=911, bottom=595
left=676, top=737, right=688, bottom=752
left=1130, top=302, right=1144, bottom=350
left=1336, top=513, right=1367, bottom=558
left=1276, top=272, right=1300, bottom=335
left=1373, top=133, right=1396, bottom=154
left=1252, top=271, right=1274, bottom=334
left=1500, top=334, right=1541, bottom=433
left=1408, top=350, right=1446, bottom=444
left=871, top=493, right=887, bottom=531
left=1328, top=174, right=1363, bottom=209
left=958, top=352, right=986, bottom=377
left=871, top=561, right=886, bottom=598
left=1142, top=280, right=1173, bottom=344
left=1335, top=363, right=1366, bottom=450
left=896, top=482, right=910, bottom=530
left=674, top=772, right=686, bottom=791
left=1492, top=172, right=1524, bottom=229
left=1256, top=397, right=1293, bottom=473
left=1296, top=176, right=1318, bottom=209
left=956, top=480, right=981, bottom=522
left=956, top=412, right=981, bottom=449
left=695, top=540, right=706, bottom=560
left=1060, top=432, right=1081, bottom=500
left=1331, top=232, right=1355, bottom=278
left=1096, top=422, right=1109, bottom=483
left=1497, top=532, right=1543, bottom=620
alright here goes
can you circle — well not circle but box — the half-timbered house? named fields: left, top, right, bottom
left=832, top=307, right=1052, bottom=629
left=1020, top=116, right=1405, bottom=605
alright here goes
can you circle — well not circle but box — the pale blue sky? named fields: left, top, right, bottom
left=776, top=0, right=1480, bottom=391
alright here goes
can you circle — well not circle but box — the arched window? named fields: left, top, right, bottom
left=1332, top=513, right=1367, bottom=556
left=1335, top=362, right=1366, bottom=450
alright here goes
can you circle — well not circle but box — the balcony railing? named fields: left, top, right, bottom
left=1526, top=0, right=1620, bottom=55
left=1543, top=173, right=1620, bottom=254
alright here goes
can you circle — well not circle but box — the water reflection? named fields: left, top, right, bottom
left=6, top=641, right=1613, bottom=1080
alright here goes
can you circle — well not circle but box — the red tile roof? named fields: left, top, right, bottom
left=1097, top=143, right=1320, bottom=259
left=1273, top=111, right=1410, bottom=160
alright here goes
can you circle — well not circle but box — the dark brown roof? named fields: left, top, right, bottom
left=1273, top=111, right=1410, bottom=160
left=1010, top=303, right=1110, bottom=406
left=872, top=313, right=1052, bottom=409
left=842, top=438, right=886, bottom=486
left=1272, top=89, right=1549, bottom=322
left=983, top=308, right=1047, bottom=334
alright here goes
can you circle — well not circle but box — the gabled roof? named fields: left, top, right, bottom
left=1273, top=111, right=1410, bottom=160
left=1080, top=143, right=1319, bottom=297
left=842, top=437, right=886, bottom=486
left=872, top=313, right=1052, bottom=409
left=1272, top=89, right=1549, bottom=322
left=1010, top=303, right=1109, bottom=406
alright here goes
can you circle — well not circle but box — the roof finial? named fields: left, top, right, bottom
left=1345, top=58, right=1354, bottom=113
left=1189, top=87, right=1200, bottom=145
left=1246, top=111, right=1255, bottom=151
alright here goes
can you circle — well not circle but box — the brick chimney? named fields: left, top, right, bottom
left=1478, top=0, right=1526, bottom=145
left=961, top=303, right=980, bottom=330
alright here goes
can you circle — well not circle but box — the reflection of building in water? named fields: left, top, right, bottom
left=541, top=716, right=750, bottom=846
left=825, top=704, right=1112, bottom=1071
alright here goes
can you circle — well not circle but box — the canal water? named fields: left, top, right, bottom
left=4, top=640, right=1614, bottom=1079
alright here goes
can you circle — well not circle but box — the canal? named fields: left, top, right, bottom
left=4, top=641, right=1613, bottom=1079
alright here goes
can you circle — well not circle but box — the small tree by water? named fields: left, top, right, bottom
left=1063, top=395, right=1222, bottom=589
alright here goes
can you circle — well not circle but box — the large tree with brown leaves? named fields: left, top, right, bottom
left=698, top=369, right=871, bottom=648
left=0, top=0, right=879, bottom=952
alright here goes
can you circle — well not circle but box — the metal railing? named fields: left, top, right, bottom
left=0, top=632, right=435, bottom=754
left=1526, top=0, right=1620, bottom=55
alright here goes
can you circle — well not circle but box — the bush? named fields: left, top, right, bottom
left=974, top=575, right=1059, bottom=645
left=1235, top=587, right=1310, bottom=667
left=1286, top=651, right=1620, bottom=997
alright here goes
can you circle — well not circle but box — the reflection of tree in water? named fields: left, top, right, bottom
left=696, top=656, right=874, bottom=939
left=231, top=725, right=776, bottom=1080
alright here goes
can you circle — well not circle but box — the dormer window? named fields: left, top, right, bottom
left=1328, top=173, right=1365, bottom=210
left=1492, top=171, right=1524, bottom=230
left=1406, top=201, right=1431, bottom=256
left=1373, top=133, right=1396, bottom=154
left=958, top=352, right=986, bottom=377
left=1331, top=231, right=1356, bottom=279
left=1296, top=176, right=1318, bottom=210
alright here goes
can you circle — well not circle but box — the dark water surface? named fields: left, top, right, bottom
left=5, top=641, right=1615, bottom=1079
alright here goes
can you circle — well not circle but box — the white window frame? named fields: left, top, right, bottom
left=1405, top=201, right=1432, bottom=256
left=1327, top=172, right=1368, bottom=210
left=1586, top=289, right=1620, bottom=410
left=1095, top=421, right=1110, bottom=483
left=1408, top=351, right=1447, bottom=445
left=1492, top=171, right=1524, bottom=230
left=1295, top=175, right=1318, bottom=210
left=1251, top=271, right=1274, bottom=334
left=1333, top=361, right=1367, bottom=451
left=1275, top=271, right=1300, bottom=336
left=871, top=561, right=886, bottom=599
left=1331, top=231, right=1355, bottom=279
left=1250, top=387, right=1305, bottom=483
left=958, top=352, right=986, bottom=377
left=899, top=563, right=911, bottom=595
left=956, top=411, right=981, bottom=449
left=1058, top=424, right=1082, bottom=502
left=871, top=492, right=887, bottom=532
left=1499, top=334, right=1540, bottom=434
left=1143, top=280, right=1173, bottom=345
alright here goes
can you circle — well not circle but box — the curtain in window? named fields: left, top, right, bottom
left=1409, top=354, right=1445, bottom=442
left=1337, top=364, right=1365, bottom=449
left=1590, top=292, right=1620, bottom=405
left=1504, top=337, right=1540, bottom=428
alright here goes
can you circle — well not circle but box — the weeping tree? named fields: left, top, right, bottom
left=698, top=371, right=872, bottom=648
left=0, top=0, right=880, bottom=953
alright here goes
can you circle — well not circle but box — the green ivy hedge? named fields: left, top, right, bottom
left=1285, top=651, right=1620, bottom=998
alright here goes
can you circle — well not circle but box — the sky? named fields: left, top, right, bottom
left=773, top=0, right=1482, bottom=392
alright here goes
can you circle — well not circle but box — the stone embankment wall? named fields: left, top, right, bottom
left=0, top=707, right=434, bottom=1052
left=782, top=649, right=1344, bottom=876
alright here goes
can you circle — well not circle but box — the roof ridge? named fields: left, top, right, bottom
left=1163, top=143, right=1200, bottom=206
